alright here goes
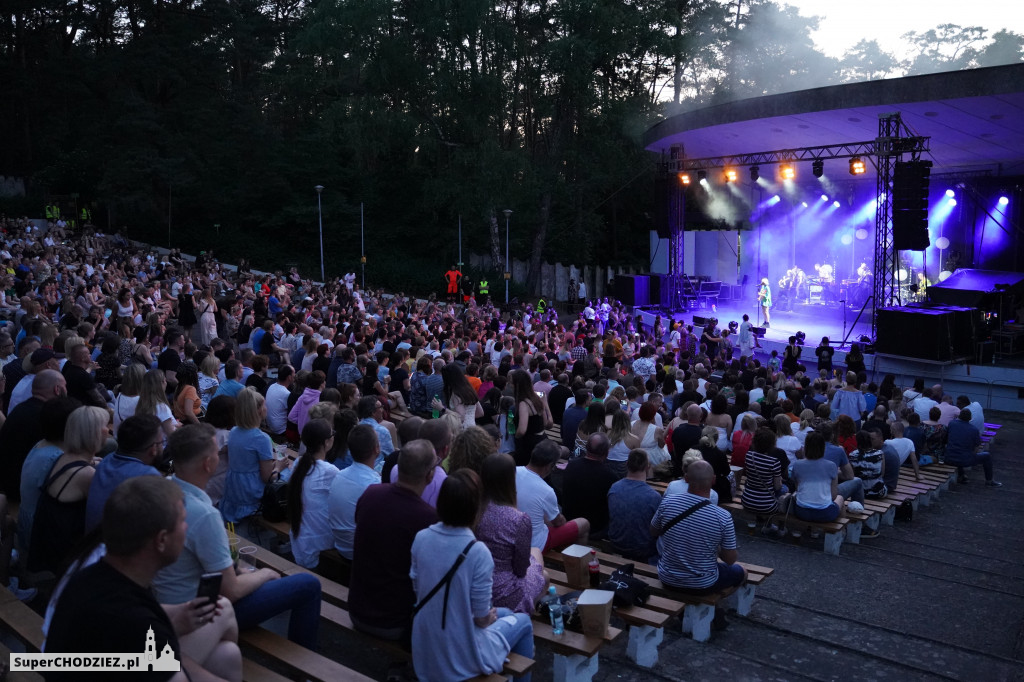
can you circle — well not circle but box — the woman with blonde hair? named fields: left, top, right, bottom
left=606, top=410, right=640, bottom=478
left=198, top=353, right=220, bottom=408
left=221, top=388, right=284, bottom=522
left=136, top=368, right=175, bottom=437
left=28, top=406, right=108, bottom=574
left=112, top=363, right=145, bottom=434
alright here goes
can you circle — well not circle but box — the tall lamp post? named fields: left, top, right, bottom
left=503, top=209, right=512, bottom=305
left=315, top=185, right=325, bottom=282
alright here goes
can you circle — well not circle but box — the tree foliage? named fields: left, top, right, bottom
left=0, top=2, right=1019, bottom=294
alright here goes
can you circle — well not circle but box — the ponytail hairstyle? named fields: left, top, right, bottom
left=287, top=418, right=334, bottom=537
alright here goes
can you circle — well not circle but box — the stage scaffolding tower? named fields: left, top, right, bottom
left=871, top=113, right=929, bottom=339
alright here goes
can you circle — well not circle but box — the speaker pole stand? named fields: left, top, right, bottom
left=842, top=295, right=873, bottom=349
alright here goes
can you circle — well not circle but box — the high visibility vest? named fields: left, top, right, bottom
left=536, top=299, right=546, bottom=313
left=478, top=280, right=489, bottom=294
left=81, top=207, right=92, bottom=221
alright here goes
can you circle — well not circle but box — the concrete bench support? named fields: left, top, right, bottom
left=681, top=603, right=715, bottom=642
left=845, top=519, right=863, bottom=544
left=823, top=531, right=844, bottom=556
left=626, top=624, right=663, bottom=668
left=552, top=652, right=599, bottom=682
left=724, top=584, right=756, bottom=616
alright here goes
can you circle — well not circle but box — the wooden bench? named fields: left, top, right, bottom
left=240, top=538, right=535, bottom=682
left=239, top=627, right=376, bottom=682
left=544, top=550, right=774, bottom=645
left=545, top=423, right=563, bottom=444
left=722, top=501, right=851, bottom=554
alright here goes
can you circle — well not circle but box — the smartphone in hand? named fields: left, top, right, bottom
left=196, top=572, right=222, bottom=607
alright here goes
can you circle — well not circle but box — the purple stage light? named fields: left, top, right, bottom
left=820, top=194, right=828, bottom=201
left=833, top=200, right=840, bottom=208
left=801, top=201, right=808, bottom=208
left=945, top=189, right=955, bottom=198
left=949, top=199, right=957, bottom=207
left=998, top=196, right=1009, bottom=206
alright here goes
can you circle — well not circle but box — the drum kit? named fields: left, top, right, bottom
left=807, top=262, right=837, bottom=304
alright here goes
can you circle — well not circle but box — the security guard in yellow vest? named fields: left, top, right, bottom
left=478, top=280, right=489, bottom=297
left=536, top=298, right=546, bottom=314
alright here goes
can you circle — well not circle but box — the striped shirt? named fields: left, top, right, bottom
left=652, top=491, right=736, bottom=590
left=740, top=449, right=781, bottom=514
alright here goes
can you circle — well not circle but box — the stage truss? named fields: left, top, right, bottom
left=662, top=117, right=931, bottom=339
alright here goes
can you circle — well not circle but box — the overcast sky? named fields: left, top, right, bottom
left=780, top=0, right=1024, bottom=59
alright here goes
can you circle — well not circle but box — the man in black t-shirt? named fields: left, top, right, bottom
left=547, top=374, right=573, bottom=425
left=671, top=404, right=705, bottom=477
left=562, top=432, right=618, bottom=539
left=157, top=328, right=185, bottom=392
left=61, top=342, right=107, bottom=408
left=46, top=476, right=239, bottom=681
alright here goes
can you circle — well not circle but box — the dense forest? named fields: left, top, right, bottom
left=1, top=0, right=1020, bottom=291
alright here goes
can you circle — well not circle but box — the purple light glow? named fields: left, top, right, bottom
left=945, top=189, right=955, bottom=198
left=998, top=196, right=1009, bottom=206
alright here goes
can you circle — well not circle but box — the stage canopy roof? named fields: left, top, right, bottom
left=643, top=64, right=1024, bottom=180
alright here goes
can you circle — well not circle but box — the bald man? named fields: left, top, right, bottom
left=651, top=460, right=746, bottom=627
left=0, top=369, right=68, bottom=501
left=670, top=404, right=705, bottom=477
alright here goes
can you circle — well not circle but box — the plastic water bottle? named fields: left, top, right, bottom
left=506, top=409, right=516, bottom=437
left=431, top=395, right=440, bottom=419
left=546, top=586, right=564, bottom=635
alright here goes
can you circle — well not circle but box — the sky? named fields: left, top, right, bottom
left=779, top=0, right=1024, bottom=59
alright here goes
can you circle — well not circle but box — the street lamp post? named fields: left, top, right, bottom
left=503, top=209, right=512, bottom=305
left=315, top=185, right=325, bottom=282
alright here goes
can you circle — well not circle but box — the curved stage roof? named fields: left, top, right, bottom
left=644, top=64, right=1024, bottom=179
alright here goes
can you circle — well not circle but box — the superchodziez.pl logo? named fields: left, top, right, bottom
left=10, top=625, right=180, bottom=673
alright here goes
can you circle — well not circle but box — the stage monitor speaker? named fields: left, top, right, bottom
left=875, top=306, right=976, bottom=361
left=614, top=275, right=649, bottom=307
left=892, top=160, right=931, bottom=251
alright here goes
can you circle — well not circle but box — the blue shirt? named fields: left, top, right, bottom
left=153, top=476, right=234, bottom=604
left=360, top=417, right=395, bottom=456
left=220, top=427, right=274, bottom=522
left=791, top=458, right=838, bottom=509
left=944, top=420, right=981, bottom=466
left=328, top=462, right=381, bottom=559
left=18, top=443, right=63, bottom=547
left=831, top=389, right=867, bottom=421
left=823, top=443, right=849, bottom=472
left=85, top=453, right=161, bottom=532
left=607, top=479, right=661, bottom=561
left=214, top=378, right=245, bottom=398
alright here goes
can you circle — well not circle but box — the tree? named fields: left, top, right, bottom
left=976, top=29, right=1024, bottom=68
left=903, top=23, right=988, bottom=74
left=839, top=39, right=902, bottom=82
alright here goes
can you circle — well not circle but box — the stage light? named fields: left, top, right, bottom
left=849, top=157, right=866, bottom=175
left=679, top=173, right=690, bottom=185
left=833, top=200, right=840, bottom=208
left=795, top=331, right=806, bottom=345
left=999, top=196, right=1009, bottom=206
left=820, top=194, right=829, bottom=202
left=724, top=167, right=738, bottom=183
left=749, top=166, right=760, bottom=181
left=855, top=228, right=869, bottom=240
left=780, top=164, right=795, bottom=180
left=801, top=201, right=809, bottom=208
left=935, top=237, right=950, bottom=249
left=949, top=199, right=957, bottom=207
left=812, top=159, right=824, bottom=178
left=945, top=189, right=955, bottom=198
left=697, top=170, right=707, bottom=182
left=840, top=234, right=854, bottom=246
left=773, top=194, right=780, bottom=202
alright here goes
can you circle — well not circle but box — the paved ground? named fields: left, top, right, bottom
left=309, top=407, right=1024, bottom=682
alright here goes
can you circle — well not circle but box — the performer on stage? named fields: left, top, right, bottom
left=757, top=278, right=772, bottom=328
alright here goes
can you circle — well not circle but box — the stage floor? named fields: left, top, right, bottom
left=664, top=300, right=873, bottom=350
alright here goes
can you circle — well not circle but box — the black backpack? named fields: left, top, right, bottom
left=260, top=476, right=289, bottom=523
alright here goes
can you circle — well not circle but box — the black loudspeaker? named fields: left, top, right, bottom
left=875, top=306, right=976, bottom=361
left=614, top=275, right=650, bottom=307
left=653, top=175, right=671, bottom=239
left=648, top=274, right=670, bottom=307
left=892, top=161, right=931, bottom=251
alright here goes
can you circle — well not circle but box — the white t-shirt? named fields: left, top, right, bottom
left=515, top=466, right=561, bottom=550
left=885, top=437, right=915, bottom=465
left=265, top=382, right=291, bottom=435
left=113, top=394, right=140, bottom=433
left=665, top=480, right=719, bottom=505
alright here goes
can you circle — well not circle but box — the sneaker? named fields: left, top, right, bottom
left=985, top=480, right=1003, bottom=488
left=847, top=501, right=865, bottom=513
left=861, top=528, right=880, bottom=538
left=810, top=528, right=822, bottom=540
left=6, top=577, right=37, bottom=603
left=789, top=529, right=802, bottom=539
